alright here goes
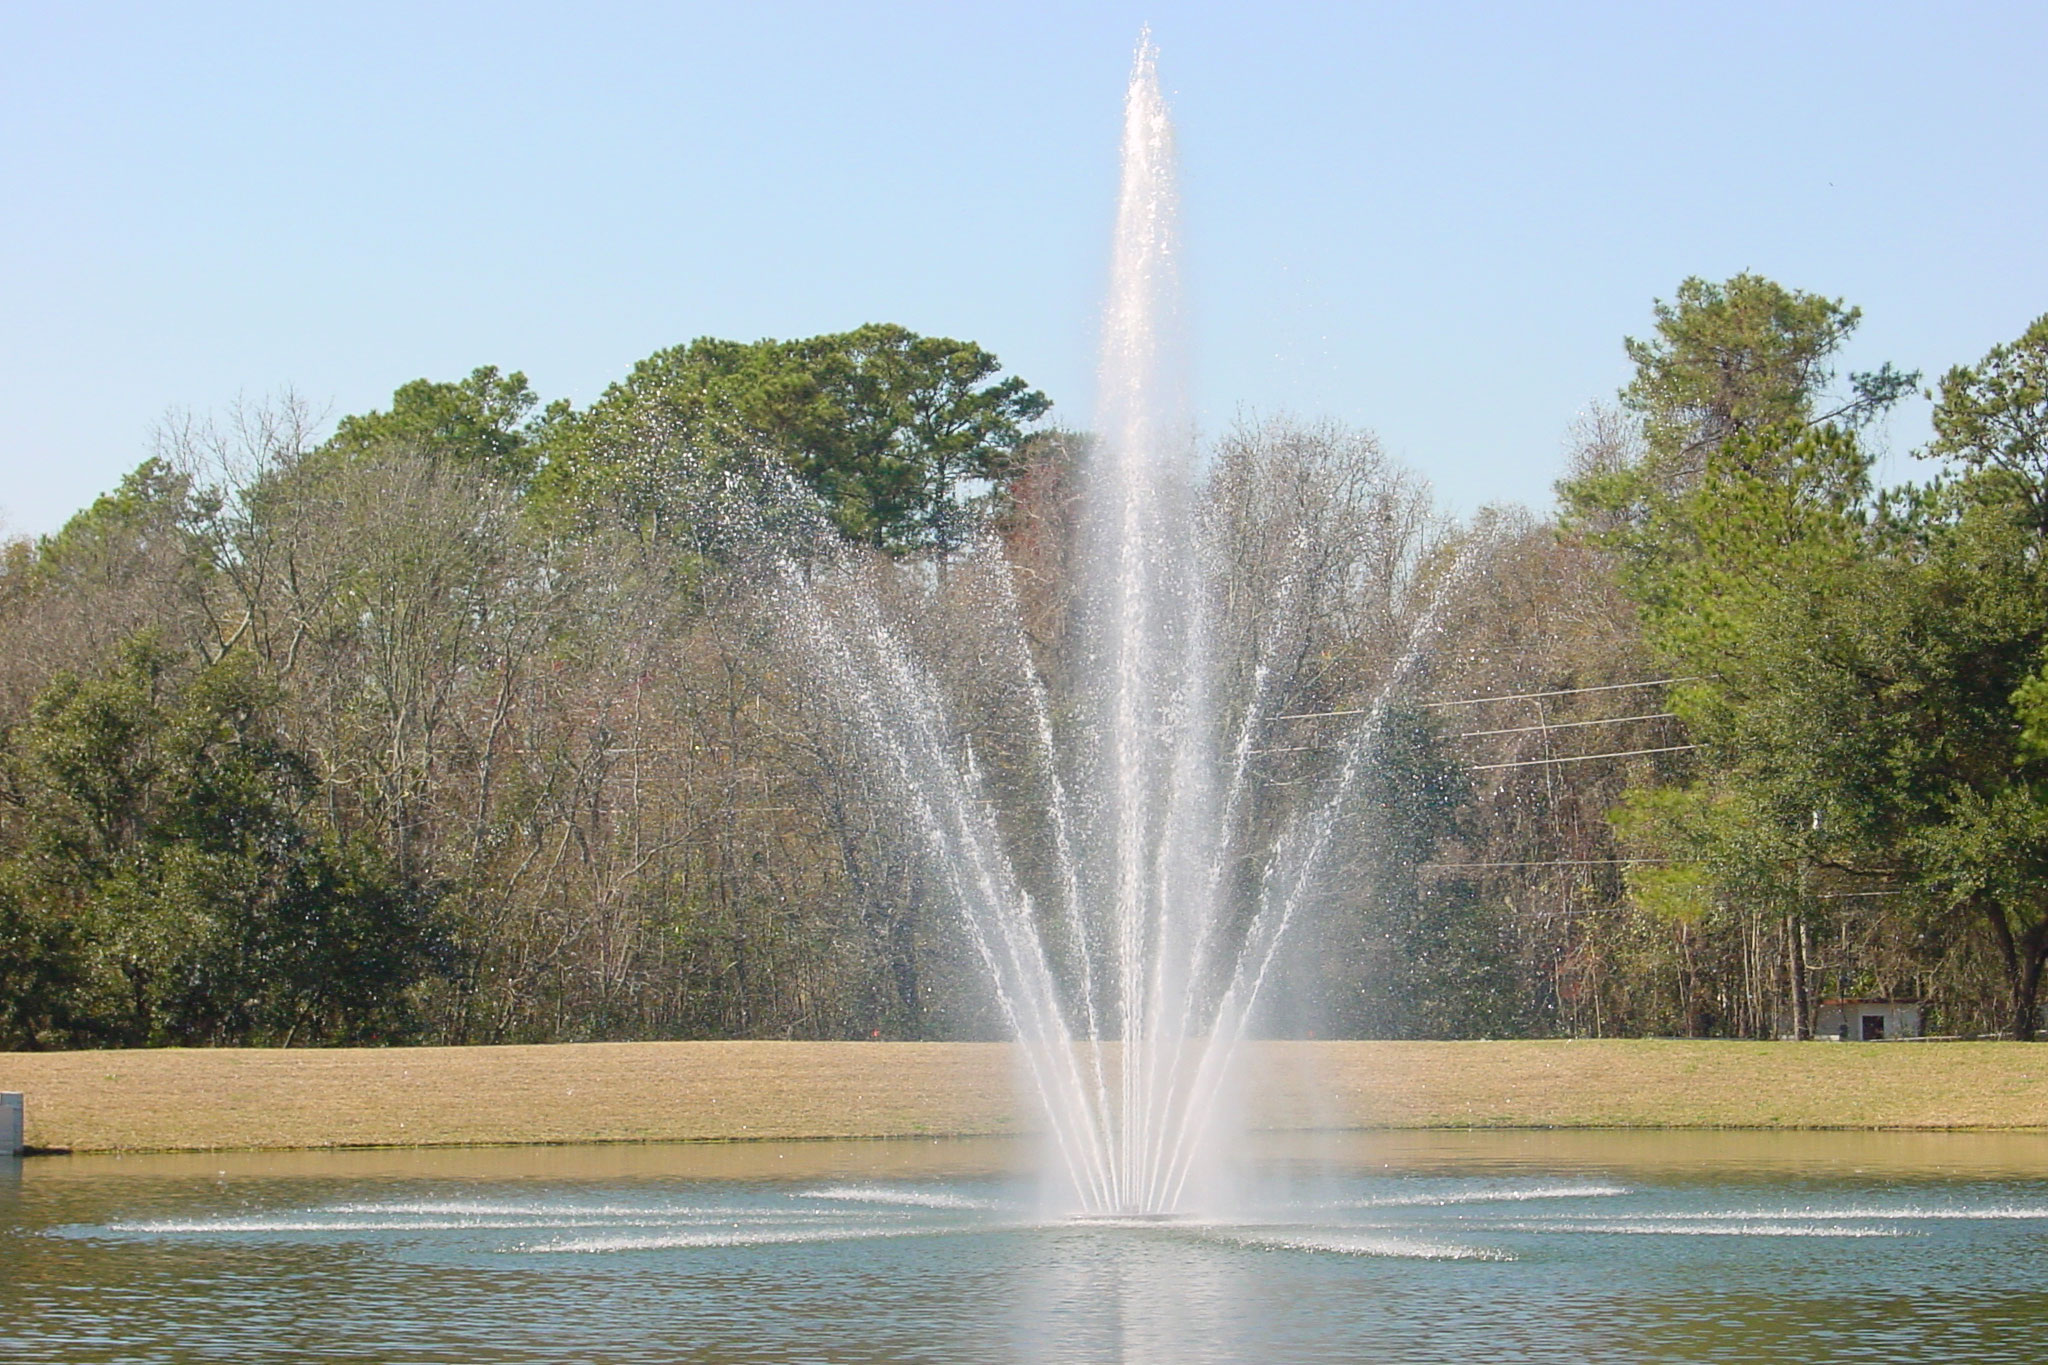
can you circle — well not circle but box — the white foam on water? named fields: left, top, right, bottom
left=106, top=1217, right=654, bottom=1234
left=1493, top=1219, right=1911, bottom=1238
left=1604, top=1206, right=2048, bottom=1223
left=795, top=1184, right=1001, bottom=1211
left=103, top=1206, right=853, bottom=1236
left=1059, top=1213, right=1189, bottom=1229
left=1216, top=1228, right=1513, bottom=1261
left=321, top=1200, right=768, bottom=1219
left=1338, top=1184, right=1632, bottom=1209
left=525, top=1221, right=1016, bottom=1255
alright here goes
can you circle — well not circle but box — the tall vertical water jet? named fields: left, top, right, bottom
left=1087, top=29, right=1205, bottom=1215
left=755, top=32, right=1472, bottom=1219
left=1072, top=30, right=1236, bottom=1217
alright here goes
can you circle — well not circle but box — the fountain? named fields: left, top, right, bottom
left=15, top=35, right=2048, bottom=1365
left=760, top=33, right=1461, bottom=1217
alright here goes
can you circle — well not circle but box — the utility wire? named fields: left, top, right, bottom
left=1425, top=678, right=1702, bottom=709
left=1251, top=729, right=1691, bottom=759
left=1469, top=744, right=1699, bottom=771
left=1420, top=858, right=1690, bottom=870
left=1274, top=676, right=1701, bottom=721
left=1453, top=712, right=1677, bottom=739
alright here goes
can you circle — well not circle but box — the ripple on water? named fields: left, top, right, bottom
left=1335, top=1182, right=1633, bottom=1209
left=1213, top=1227, right=1515, bottom=1261
left=794, top=1183, right=1004, bottom=1211
left=17, top=1150, right=2048, bottom=1365
left=1491, top=1218, right=1912, bottom=1238
left=524, top=1223, right=989, bottom=1254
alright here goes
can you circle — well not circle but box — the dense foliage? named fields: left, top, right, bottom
left=2, top=297, right=2044, bottom=1048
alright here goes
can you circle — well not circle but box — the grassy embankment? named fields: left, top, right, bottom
left=4, top=1038, right=2046, bottom=1154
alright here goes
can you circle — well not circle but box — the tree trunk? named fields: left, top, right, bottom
left=1787, top=915, right=1811, bottom=1041
left=1981, top=898, right=2048, bottom=1041
left=2011, top=922, right=2048, bottom=1043
left=1796, top=917, right=1813, bottom=1040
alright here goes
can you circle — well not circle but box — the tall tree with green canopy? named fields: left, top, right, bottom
left=1598, top=422, right=1883, bottom=1037
left=1581, top=300, right=2048, bottom=1038
left=532, top=324, right=1049, bottom=552
left=1929, top=312, right=2048, bottom=531
left=2006, top=323, right=2048, bottom=748
left=1898, top=313, right=2048, bottom=1034
left=825, top=324, right=1054, bottom=553
left=1561, top=274, right=1918, bottom=1038
left=1564, top=272, right=1916, bottom=546
left=329, top=366, right=553, bottom=483
left=1607, top=430, right=2045, bottom=1037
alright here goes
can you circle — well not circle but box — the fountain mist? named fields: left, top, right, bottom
left=763, top=34, right=1463, bottom=1216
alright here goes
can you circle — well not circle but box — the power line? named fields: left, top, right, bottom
left=1453, top=711, right=1677, bottom=740
left=1419, top=864, right=1909, bottom=896
left=1254, top=723, right=1690, bottom=760
left=1422, top=677, right=1702, bottom=710
left=1274, top=677, right=1701, bottom=721
left=1421, top=858, right=1691, bottom=870
left=1469, top=744, right=1699, bottom=772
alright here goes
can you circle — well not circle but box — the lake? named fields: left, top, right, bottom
left=6, top=1130, right=2047, bottom=1363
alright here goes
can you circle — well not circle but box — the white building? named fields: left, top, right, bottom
left=1814, top=998, right=1923, bottom=1041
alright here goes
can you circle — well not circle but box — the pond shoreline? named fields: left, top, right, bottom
left=5, top=1038, right=2046, bottom=1154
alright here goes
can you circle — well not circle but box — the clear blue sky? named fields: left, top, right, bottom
left=6, top=1, right=2044, bottom=536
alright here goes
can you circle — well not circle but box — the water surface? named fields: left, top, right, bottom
left=6, top=1130, right=2047, bottom=1363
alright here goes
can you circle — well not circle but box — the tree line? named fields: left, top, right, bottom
left=1, top=285, right=2044, bottom=1048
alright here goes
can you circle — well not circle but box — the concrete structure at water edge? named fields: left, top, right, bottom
left=1, top=1091, right=21, bottom=1156
left=1816, top=999, right=1924, bottom=1041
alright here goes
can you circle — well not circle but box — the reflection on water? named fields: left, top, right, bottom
left=6, top=1131, right=2048, bottom=1363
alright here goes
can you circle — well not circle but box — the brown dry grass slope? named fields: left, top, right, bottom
left=4, top=1039, right=2046, bottom=1153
